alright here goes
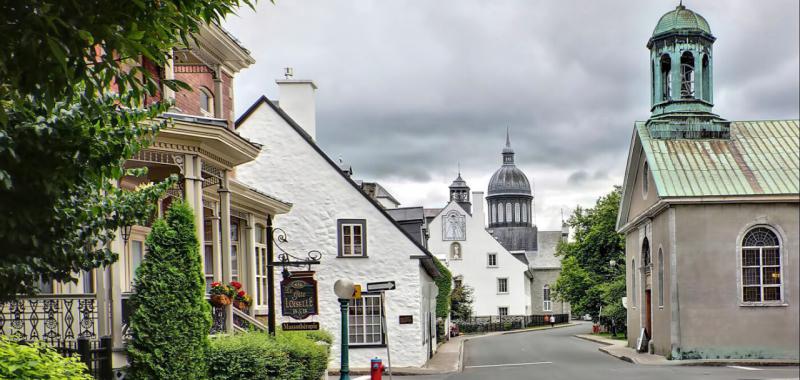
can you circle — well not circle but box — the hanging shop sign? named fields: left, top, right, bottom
left=280, top=271, right=319, bottom=320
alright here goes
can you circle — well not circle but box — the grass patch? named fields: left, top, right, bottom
left=595, top=332, right=627, bottom=341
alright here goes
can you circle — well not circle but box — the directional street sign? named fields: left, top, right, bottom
left=366, top=281, right=396, bottom=292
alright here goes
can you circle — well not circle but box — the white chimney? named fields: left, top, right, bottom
left=472, top=191, right=485, bottom=222
left=276, top=69, right=317, bottom=140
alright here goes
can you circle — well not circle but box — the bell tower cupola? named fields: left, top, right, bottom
left=647, top=3, right=729, bottom=139
left=449, top=166, right=472, bottom=214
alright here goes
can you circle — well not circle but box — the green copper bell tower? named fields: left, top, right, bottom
left=646, top=3, right=729, bottom=139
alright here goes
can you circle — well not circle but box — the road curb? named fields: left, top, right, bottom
left=593, top=343, right=800, bottom=367
left=458, top=336, right=465, bottom=372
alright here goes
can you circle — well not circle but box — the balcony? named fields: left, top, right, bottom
left=0, top=294, right=98, bottom=343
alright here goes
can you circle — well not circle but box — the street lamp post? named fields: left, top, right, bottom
left=334, top=279, right=355, bottom=380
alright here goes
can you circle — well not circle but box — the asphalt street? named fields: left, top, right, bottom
left=395, top=322, right=799, bottom=380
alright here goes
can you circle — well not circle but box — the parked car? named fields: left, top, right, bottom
left=582, top=314, right=592, bottom=321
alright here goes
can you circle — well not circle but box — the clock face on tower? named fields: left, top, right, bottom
left=443, top=210, right=466, bottom=241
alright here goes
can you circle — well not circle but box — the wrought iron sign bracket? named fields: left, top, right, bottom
left=268, top=227, right=322, bottom=273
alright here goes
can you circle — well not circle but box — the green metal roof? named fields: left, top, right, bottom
left=653, top=5, right=712, bottom=37
left=638, top=120, right=800, bottom=197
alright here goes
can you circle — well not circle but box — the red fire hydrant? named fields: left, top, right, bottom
left=370, top=357, right=384, bottom=380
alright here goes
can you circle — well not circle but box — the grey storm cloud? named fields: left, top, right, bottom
left=223, top=0, right=799, bottom=221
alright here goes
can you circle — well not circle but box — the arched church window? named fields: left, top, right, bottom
left=514, top=203, right=520, bottom=223
left=498, top=203, right=504, bottom=223
left=505, top=203, right=512, bottom=223
left=680, top=51, right=695, bottom=98
left=642, top=237, right=651, bottom=273
left=701, top=54, right=710, bottom=101
left=522, top=203, right=528, bottom=223
left=741, top=226, right=782, bottom=303
left=450, top=242, right=462, bottom=260
left=660, top=54, right=672, bottom=100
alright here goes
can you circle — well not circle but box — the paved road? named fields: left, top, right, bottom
left=395, top=322, right=799, bottom=380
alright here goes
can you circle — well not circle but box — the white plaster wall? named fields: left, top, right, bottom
left=428, top=198, right=531, bottom=316
left=236, top=102, right=432, bottom=368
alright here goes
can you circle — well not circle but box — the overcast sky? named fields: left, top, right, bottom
left=224, top=0, right=799, bottom=230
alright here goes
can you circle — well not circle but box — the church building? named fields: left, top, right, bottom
left=427, top=132, right=570, bottom=317
left=617, top=4, right=799, bottom=360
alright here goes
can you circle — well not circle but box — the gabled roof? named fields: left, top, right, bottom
left=618, top=119, right=800, bottom=230
left=235, top=96, right=440, bottom=278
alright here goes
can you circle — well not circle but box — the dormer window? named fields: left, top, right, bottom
left=199, top=87, right=214, bottom=117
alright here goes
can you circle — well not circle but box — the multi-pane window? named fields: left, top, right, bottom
left=498, top=203, right=504, bottom=223
left=514, top=203, right=520, bottom=223
left=231, top=221, right=240, bottom=282
left=543, top=284, right=552, bottom=312
left=492, top=204, right=497, bottom=223
left=199, top=87, right=214, bottom=117
left=487, top=253, right=497, bottom=267
left=338, top=220, right=366, bottom=257
left=498, top=307, right=508, bottom=316
left=505, top=203, right=512, bottom=223
left=349, top=294, right=383, bottom=345
left=741, top=227, right=782, bottom=303
left=203, top=220, right=214, bottom=290
left=254, top=224, right=268, bottom=308
left=497, top=278, right=508, bottom=294
left=522, top=203, right=528, bottom=223
left=81, top=270, right=95, bottom=294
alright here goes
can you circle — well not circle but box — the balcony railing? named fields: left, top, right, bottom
left=0, top=294, right=98, bottom=343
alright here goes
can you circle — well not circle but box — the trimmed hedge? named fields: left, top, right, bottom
left=127, top=202, right=211, bottom=379
left=208, top=330, right=332, bottom=380
left=0, top=336, right=92, bottom=380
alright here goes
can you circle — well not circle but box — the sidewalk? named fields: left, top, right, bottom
left=576, top=334, right=800, bottom=367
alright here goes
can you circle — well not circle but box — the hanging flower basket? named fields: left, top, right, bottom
left=211, top=294, right=232, bottom=307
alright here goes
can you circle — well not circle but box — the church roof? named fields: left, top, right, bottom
left=637, top=120, right=799, bottom=197
left=449, top=174, right=468, bottom=189
left=652, top=4, right=712, bottom=38
left=487, top=131, right=532, bottom=197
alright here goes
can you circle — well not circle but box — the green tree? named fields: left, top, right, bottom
left=127, top=202, right=211, bottom=379
left=0, top=0, right=253, bottom=300
left=450, top=283, right=474, bottom=321
left=553, top=187, right=625, bottom=324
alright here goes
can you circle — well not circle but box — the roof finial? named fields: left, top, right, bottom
left=505, top=126, right=511, bottom=148
left=457, top=161, right=461, bottom=176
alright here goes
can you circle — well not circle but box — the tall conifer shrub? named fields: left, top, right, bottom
left=127, top=202, right=211, bottom=379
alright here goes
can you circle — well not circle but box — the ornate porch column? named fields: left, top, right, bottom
left=245, top=213, right=257, bottom=317
left=109, top=233, right=125, bottom=352
left=219, top=171, right=233, bottom=332
left=192, top=156, right=205, bottom=260
left=211, top=202, right=222, bottom=283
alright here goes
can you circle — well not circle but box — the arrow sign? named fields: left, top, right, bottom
left=367, top=281, right=396, bottom=292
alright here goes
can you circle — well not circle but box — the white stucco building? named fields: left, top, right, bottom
left=235, top=77, right=440, bottom=369
left=428, top=189, right=532, bottom=316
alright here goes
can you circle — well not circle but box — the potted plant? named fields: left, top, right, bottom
left=233, top=290, right=253, bottom=312
left=209, top=282, right=234, bottom=306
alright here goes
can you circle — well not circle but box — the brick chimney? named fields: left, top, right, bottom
left=276, top=68, right=317, bottom=140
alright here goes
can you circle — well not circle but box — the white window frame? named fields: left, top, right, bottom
left=497, top=278, right=508, bottom=294
left=739, top=226, right=784, bottom=305
left=505, top=203, right=512, bottom=223
left=498, top=307, right=509, bottom=316
left=543, top=284, right=552, bottom=312
left=338, top=219, right=367, bottom=257
left=514, top=203, right=521, bottom=222
left=254, top=224, right=268, bottom=311
left=522, top=203, right=528, bottom=223
left=348, top=293, right=384, bottom=346
left=498, top=203, right=504, bottom=223
left=487, top=253, right=498, bottom=267
left=199, top=87, right=215, bottom=117
left=230, top=219, right=241, bottom=282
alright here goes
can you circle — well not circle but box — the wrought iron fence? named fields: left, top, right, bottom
left=454, top=314, right=569, bottom=334
left=210, top=303, right=226, bottom=334
left=0, top=294, right=97, bottom=343
left=49, top=336, right=114, bottom=380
